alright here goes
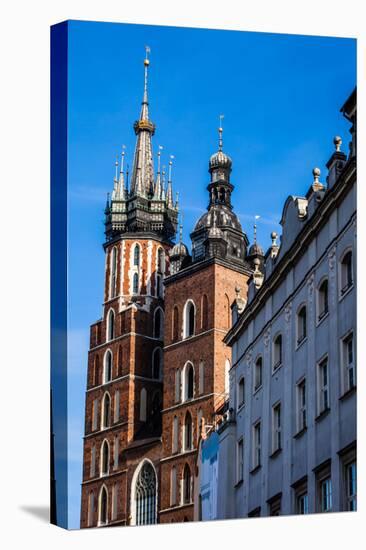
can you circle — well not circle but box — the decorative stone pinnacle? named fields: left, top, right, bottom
left=333, top=135, right=342, bottom=152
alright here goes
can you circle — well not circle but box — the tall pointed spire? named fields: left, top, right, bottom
left=116, top=146, right=126, bottom=199
left=166, top=155, right=174, bottom=208
left=153, top=145, right=163, bottom=199
left=111, top=156, right=119, bottom=200
left=130, top=46, right=156, bottom=198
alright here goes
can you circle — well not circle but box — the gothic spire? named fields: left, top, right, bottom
left=130, top=46, right=156, bottom=198
left=153, top=146, right=163, bottom=199
left=166, top=155, right=174, bottom=208
left=116, top=146, right=126, bottom=199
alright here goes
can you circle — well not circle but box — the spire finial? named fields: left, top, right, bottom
left=157, top=145, right=163, bottom=174
left=333, top=135, right=342, bottom=152
left=179, top=213, right=183, bottom=244
left=254, top=215, right=260, bottom=244
left=218, top=114, right=224, bottom=151
left=168, top=155, right=175, bottom=182
left=312, top=167, right=321, bottom=185
left=120, top=145, right=126, bottom=173
left=143, top=45, right=151, bottom=105
left=114, top=155, right=119, bottom=181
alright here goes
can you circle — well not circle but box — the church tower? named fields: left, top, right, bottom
left=80, top=49, right=178, bottom=528
left=159, top=122, right=252, bottom=523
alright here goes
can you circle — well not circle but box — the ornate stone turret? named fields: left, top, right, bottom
left=190, top=117, right=249, bottom=266
left=104, top=48, right=179, bottom=243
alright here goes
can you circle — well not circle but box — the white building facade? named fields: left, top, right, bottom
left=212, top=88, right=357, bottom=519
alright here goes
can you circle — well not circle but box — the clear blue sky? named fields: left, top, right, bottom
left=63, top=20, right=355, bottom=528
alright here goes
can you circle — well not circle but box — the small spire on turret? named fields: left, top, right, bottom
left=312, top=167, right=324, bottom=192
left=175, top=191, right=179, bottom=210
left=166, top=155, right=174, bottom=208
left=153, top=145, right=163, bottom=199
left=218, top=114, right=224, bottom=151
left=254, top=215, right=260, bottom=244
left=117, top=146, right=126, bottom=199
left=161, top=166, right=166, bottom=201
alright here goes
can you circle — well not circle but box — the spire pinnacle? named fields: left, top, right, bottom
left=218, top=114, right=224, bottom=151
left=167, top=155, right=174, bottom=208
left=179, top=213, right=183, bottom=243
left=143, top=45, right=150, bottom=108
left=254, top=215, right=260, bottom=244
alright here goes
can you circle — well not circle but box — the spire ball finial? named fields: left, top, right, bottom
left=312, top=167, right=321, bottom=183
left=144, top=45, right=151, bottom=65
left=333, top=135, right=342, bottom=152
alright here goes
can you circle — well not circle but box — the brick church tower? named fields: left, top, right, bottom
left=80, top=49, right=179, bottom=528
left=159, top=124, right=252, bottom=523
left=81, top=52, right=254, bottom=528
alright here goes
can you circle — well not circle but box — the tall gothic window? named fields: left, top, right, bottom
left=184, top=300, right=195, bottom=338
left=152, top=348, right=162, bottom=379
left=98, top=486, right=108, bottom=525
left=154, top=308, right=163, bottom=339
left=107, top=309, right=115, bottom=341
left=101, top=393, right=111, bottom=429
left=184, top=411, right=193, bottom=451
left=134, top=461, right=157, bottom=525
left=297, top=305, right=307, bottom=345
left=340, top=250, right=353, bottom=294
left=100, top=440, right=109, bottom=476
left=183, top=363, right=194, bottom=401
left=133, top=272, right=139, bottom=295
left=133, top=244, right=140, bottom=267
left=318, top=279, right=329, bottom=321
left=103, top=350, right=113, bottom=384
left=183, top=464, right=192, bottom=504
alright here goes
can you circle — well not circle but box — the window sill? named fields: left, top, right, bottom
left=237, top=403, right=245, bottom=413
left=339, top=283, right=354, bottom=302
left=250, top=464, right=262, bottom=475
left=315, top=407, right=330, bottom=423
left=293, top=426, right=307, bottom=439
left=296, top=337, right=307, bottom=351
left=316, top=311, right=329, bottom=327
left=234, top=479, right=243, bottom=489
left=269, top=447, right=282, bottom=459
left=272, top=363, right=282, bottom=376
left=339, top=386, right=356, bottom=401
left=253, top=385, right=263, bottom=396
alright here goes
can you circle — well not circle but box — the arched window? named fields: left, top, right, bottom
left=297, top=305, right=307, bottom=345
left=133, top=461, right=157, bottom=525
left=101, top=393, right=111, bottom=429
left=318, top=279, right=329, bottom=320
left=152, top=348, right=162, bottom=379
left=140, top=388, right=147, bottom=422
left=107, top=309, right=115, bottom=341
left=340, top=250, right=353, bottom=294
left=103, top=350, right=113, bottom=384
left=273, top=334, right=282, bottom=370
left=184, top=411, right=193, bottom=451
left=133, top=244, right=140, bottom=267
left=100, top=440, right=109, bottom=476
left=133, top=272, right=139, bottom=295
left=110, top=246, right=117, bottom=299
left=254, top=356, right=263, bottom=391
left=183, top=362, right=194, bottom=401
left=172, top=415, right=179, bottom=453
left=98, top=486, right=108, bottom=526
left=183, top=464, right=192, bottom=504
left=154, top=307, right=164, bottom=339
left=172, top=306, right=179, bottom=342
left=201, top=294, right=208, bottom=330
left=184, top=300, right=195, bottom=338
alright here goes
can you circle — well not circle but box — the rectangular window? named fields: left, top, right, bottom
left=237, top=438, right=244, bottom=483
left=272, top=403, right=281, bottom=453
left=297, top=492, right=308, bottom=514
left=238, top=377, right=245, bottom=408
left=317, top=357, right=329, bottom=414
left=342, top=333, right=355, bottom=393
left=92, top=398, right=98, bottom=431
left=254, top=358, right=263, bottom=392
left=253, top=421, right=261, bottom=469
left=320, top=477, right=332, bottom=512
left=296, top=379, right=306, bottom=432
left=268, top=495, right=281, bottom=516
left=344, top=461, right=357, bottom=511
left=293, top=478, right=308, bottom=514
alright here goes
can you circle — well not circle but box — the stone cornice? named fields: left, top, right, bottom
left=165, top=255, right=252, bottom=286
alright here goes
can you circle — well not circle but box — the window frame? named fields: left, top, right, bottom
left=253, top=356, right=263, bottom=393
left=271, top=402, right=282, bottom=454
left=252, top=420, right=262, bottom=470
left=339, top=248, right=354, bottom=297
left=317, top=277, right=329, bottom=323
left=296, top=304, right=307, bottom=347
left=317, top=356, right=330, bottom=416
left=296, top=378, right=307, bottom=433
left=341, top=331, right=356, bottom=395
left=272, top=333, right=283, bottom=372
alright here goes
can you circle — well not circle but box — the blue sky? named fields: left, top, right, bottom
left=62, top=20, right=355, bottom=528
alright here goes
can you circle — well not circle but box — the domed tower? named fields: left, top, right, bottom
left=191, top=119, right=249, bottom=266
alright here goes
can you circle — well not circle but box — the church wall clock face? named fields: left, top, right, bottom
left=50, top=19, right=356, bottom=532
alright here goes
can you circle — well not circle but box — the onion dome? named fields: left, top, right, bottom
left=209, top=149, right=232, bottom=171
left=171, top=241, right=188, bottom=257
left=248, top=242, right=264, bottom=257
left=194, top=206, right=242, bottom=232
